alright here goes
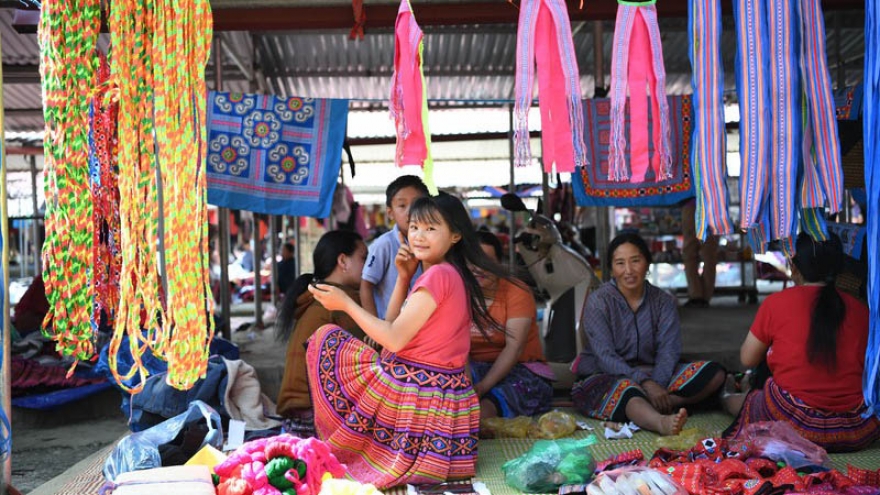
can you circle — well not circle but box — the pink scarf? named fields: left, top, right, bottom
left=513, top=0, right=587, bottom=173
left=608, top=1, right=672, bottom=183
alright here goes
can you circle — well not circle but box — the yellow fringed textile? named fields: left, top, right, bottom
left=108, top=0, right=215, bottom=391
left=38, top=0, right=101, bottom=365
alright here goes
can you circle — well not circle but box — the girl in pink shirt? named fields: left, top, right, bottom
left=307, top=192, right=512, bottom=488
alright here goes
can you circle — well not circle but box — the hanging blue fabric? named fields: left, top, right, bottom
left=862, top=0, right=880, bottom=419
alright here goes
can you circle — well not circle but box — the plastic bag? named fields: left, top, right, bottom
left=482, top=416, right=533, bottom=438
left=732, top=421, right=831, bottom=469
left=653, top=427, right=711, bottom=451
left=103, top=400, right=224, bottom=482
left=533, top=410, right=578, bottom=439
left=502, top=435, right=597, bottom=492
left=587, top=467, right=687, bottom=495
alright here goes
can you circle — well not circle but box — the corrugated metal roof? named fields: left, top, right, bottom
left=0, top=9, right=866, bottom=133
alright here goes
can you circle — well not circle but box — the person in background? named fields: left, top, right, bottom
left=681, top=198, right=719, bottom=308
left=470, top=231, right=554, bottom=419
left=276, top=242, right=297, bottom=296
left=722, top=233, right=880, bottom=452
left=12, top=275, right=48, bottom=336
left=275, top=231, right=368, bottom=435
left=307, top=193, right=512, bottom=488
left=360, top=175, right=429, bottom=319
left=572, top=232, right=725, bottom=435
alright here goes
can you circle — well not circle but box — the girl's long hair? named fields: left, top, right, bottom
left=408, top=193, right=511, bottom=339
left=791, top=232, right=846, bottom=372
left=275, top=230, right=363, bottom=342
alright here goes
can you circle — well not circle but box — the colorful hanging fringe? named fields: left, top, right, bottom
left=0, top=55, right=13, bottom=460
left=736, top=0, right=843, bottom=254
left=608, top=0, right=671, bottom=183
left=513, top=0, right=587, bottom=174
left=863, top=0, right=880, bottom=419
left=89, top=53, right=121, bottom=333
left=107, top=0, right=215, bottom=392
left=39, top=0, right=101, bottom=364
left=389, top=0, right=437, bottom=194
left=797, top=0, right=844, bottom=214
left=688, top=0, right=733, bottom=239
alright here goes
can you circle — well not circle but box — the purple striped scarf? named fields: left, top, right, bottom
left=688, top=0, right=733, bottom=239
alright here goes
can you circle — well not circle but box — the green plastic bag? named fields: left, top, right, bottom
left=501, top=435, right=598, bottom=492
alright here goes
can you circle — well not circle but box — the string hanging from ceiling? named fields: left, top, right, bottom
left=38, top=0, right=102, bottom=366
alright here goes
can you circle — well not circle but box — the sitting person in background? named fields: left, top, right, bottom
left=470, top=231, right=554, bottom=419
left=276, top=242, right=297, bottom=296
left=723, top=233, right=880, bottom=452
left=275, top=230, right=368, bottom=434
left=572, top=232, right=725, bottom=435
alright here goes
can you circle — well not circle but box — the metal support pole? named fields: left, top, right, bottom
left=269, top=215, right=278, bottom=307
left=294, top=218, right=302, bottom=278
left=215, top=38, right=232, bottom=340
left=593, top=20, right=612, bottom=281
left=28, top=155, right=40, bottom=275
left=507, top=105, right=516, bottom=272
left=253, top=215, right=264, bottom=328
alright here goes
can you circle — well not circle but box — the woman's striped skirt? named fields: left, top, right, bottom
left=724, top=377, right=880, bottom=453
left=306, top=325, right=480, bottom=488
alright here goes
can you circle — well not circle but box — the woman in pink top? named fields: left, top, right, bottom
left=307, top=192, right=513, bottom=488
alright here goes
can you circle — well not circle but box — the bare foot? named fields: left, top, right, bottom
left=659, top=408, right=688, bottom=436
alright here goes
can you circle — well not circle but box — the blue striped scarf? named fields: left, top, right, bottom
left=688, top=0, right=733, bottom=239
left=863, top=0, right=880, bottom=419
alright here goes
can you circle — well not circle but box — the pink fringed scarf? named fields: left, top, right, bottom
left=513, top=0, right=587, bottom=173
left=608, top=1, right=672, bottom=183
left=389, top=0, right=436, bottom=193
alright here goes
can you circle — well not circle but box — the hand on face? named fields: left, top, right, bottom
left=308, top=283, right=352, bottom=312
left=395, top=229, right=419, bottom=280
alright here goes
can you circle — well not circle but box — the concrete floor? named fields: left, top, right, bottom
left=16, top=294, right=764, bottom=493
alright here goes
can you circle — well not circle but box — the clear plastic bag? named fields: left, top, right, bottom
left=587, top=467, right=687, bottom=495
left=533, top=410, right=578, bottom=439
left=103, top=400, right=224, bottom=482
left=502, top=435, right=597, bottom=492
left=481, top=416, right=533, bottom=438
left=732, top=421, right=831, bottom=469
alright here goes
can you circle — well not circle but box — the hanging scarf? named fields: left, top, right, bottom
left=863, top=0, right=880, bottom=419
left=389, top=0, right=437, bottom=194
left=513, top=0, right=587, bottom=174
left=108, top=0, right=214, bottom=392
left=608, top=0, right=671, bottom=183
left=797, top=0, right=844, bottom=215
left=350, top=0, right=367, bottom=40
left=688, top=0, right=733, bottom=239
left=89, top=52, right=121, bottom=333
left=39, top=0, right=101, bottom=365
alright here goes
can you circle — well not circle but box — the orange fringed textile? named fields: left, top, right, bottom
left=107, top=0, right=215, bottom=392
left=38, top=0, right=101, bottom=366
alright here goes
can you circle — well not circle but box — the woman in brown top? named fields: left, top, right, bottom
left=275, top=230, right=368, bottom=434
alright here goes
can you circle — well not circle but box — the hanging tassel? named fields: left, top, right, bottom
left=350, top=0, right=367, bottom=40
left=607, top=1, right=671, bottom=182
left=39, top=0, right=102, bottom=365
left=389, top=0, right=437, bottom=194
left=513, top=0, right=587, bottom=173
left=688, top=0, right=733, bottom=239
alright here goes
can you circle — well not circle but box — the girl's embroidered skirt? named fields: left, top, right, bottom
left=306, top=325, right=480, bottom=488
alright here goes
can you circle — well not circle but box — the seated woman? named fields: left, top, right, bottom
left=723, top=233, right=880, bottom=452
left=275, top=230, right=368, bottom=434
left=470, top=231, right=555, bottom=419
left=571, top=232, right=725, bottom=435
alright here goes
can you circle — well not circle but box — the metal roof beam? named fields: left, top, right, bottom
left=210, top=0, right=863, bottom=31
